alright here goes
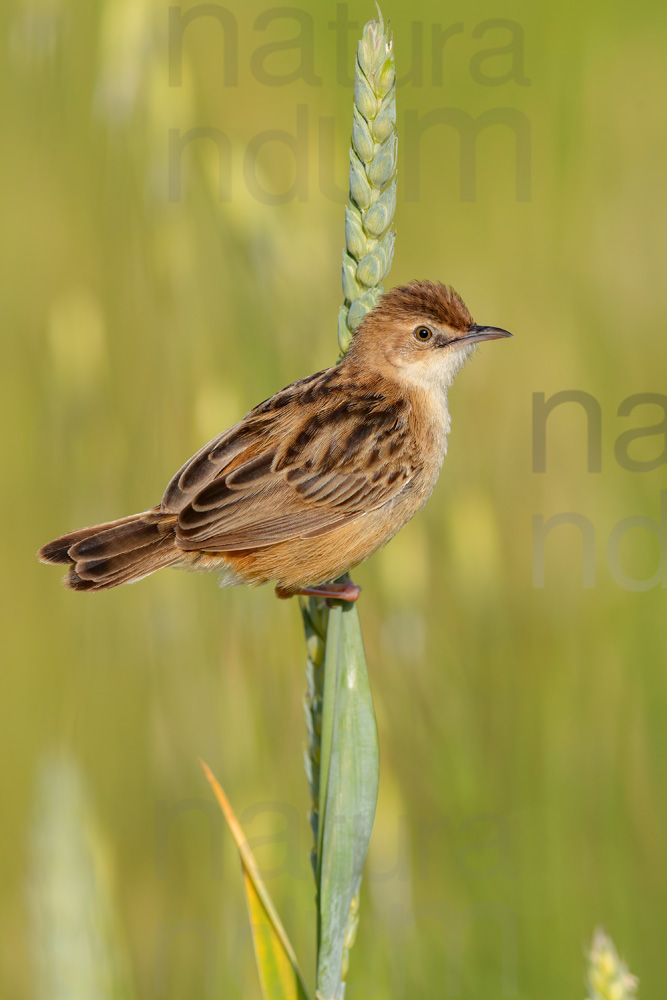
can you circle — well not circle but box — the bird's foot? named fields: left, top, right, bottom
left=276, top=578, right=361, bottom=604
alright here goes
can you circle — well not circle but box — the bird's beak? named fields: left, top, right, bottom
left=464, top=324, right=513, bottom=344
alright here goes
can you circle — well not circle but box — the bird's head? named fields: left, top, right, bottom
left=349, top=280, right=512, bottom=390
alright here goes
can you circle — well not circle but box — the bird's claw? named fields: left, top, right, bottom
left=276, top=579, right=361, bottom=604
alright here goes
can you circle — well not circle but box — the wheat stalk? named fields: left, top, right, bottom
left=301, top=9, right=394, bottom=996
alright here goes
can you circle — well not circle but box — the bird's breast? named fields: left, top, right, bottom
left=409, top=385, right=452, bottom=467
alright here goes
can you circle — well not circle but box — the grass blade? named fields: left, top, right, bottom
left=315, top=604, right=379, bottom=999
left=200, top=760, right=310, bottom=1000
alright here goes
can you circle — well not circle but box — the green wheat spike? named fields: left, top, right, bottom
left=338, top=5, right=397, bottom=355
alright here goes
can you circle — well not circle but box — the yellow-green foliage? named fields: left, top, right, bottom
left=4, top=0, right=666, bottom=997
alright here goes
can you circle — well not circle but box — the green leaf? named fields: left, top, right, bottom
left=201, top=760, right=311, bottom=1000
left=315, top=604, right=379, bottom=1000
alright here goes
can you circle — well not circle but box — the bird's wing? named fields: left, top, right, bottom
left=161, top=367, right=418, bottom=552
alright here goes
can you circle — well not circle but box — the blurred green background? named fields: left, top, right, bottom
left=2, top=0, right=666, bottom=996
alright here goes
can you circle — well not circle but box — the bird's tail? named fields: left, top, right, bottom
left=38, top=507, right=181, bottom=591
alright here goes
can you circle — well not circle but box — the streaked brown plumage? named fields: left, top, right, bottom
left=38, top=281, right=511, bottom=600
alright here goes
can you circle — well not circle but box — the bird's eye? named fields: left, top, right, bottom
left=414, top=326, right=433, bottom=342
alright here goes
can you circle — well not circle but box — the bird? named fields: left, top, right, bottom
left=38, top=280, right=511, bottom=602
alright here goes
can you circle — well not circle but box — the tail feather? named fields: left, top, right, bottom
left=67, top=537, right=180, bottom=591
left=68, top=518, right=165, bottom=561
left=38, top=508, right=180, bottom=591
left=38, top=512, right=154, bottom=565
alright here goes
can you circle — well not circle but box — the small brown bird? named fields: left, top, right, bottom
left=39, top=281, right=511, bottom=601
